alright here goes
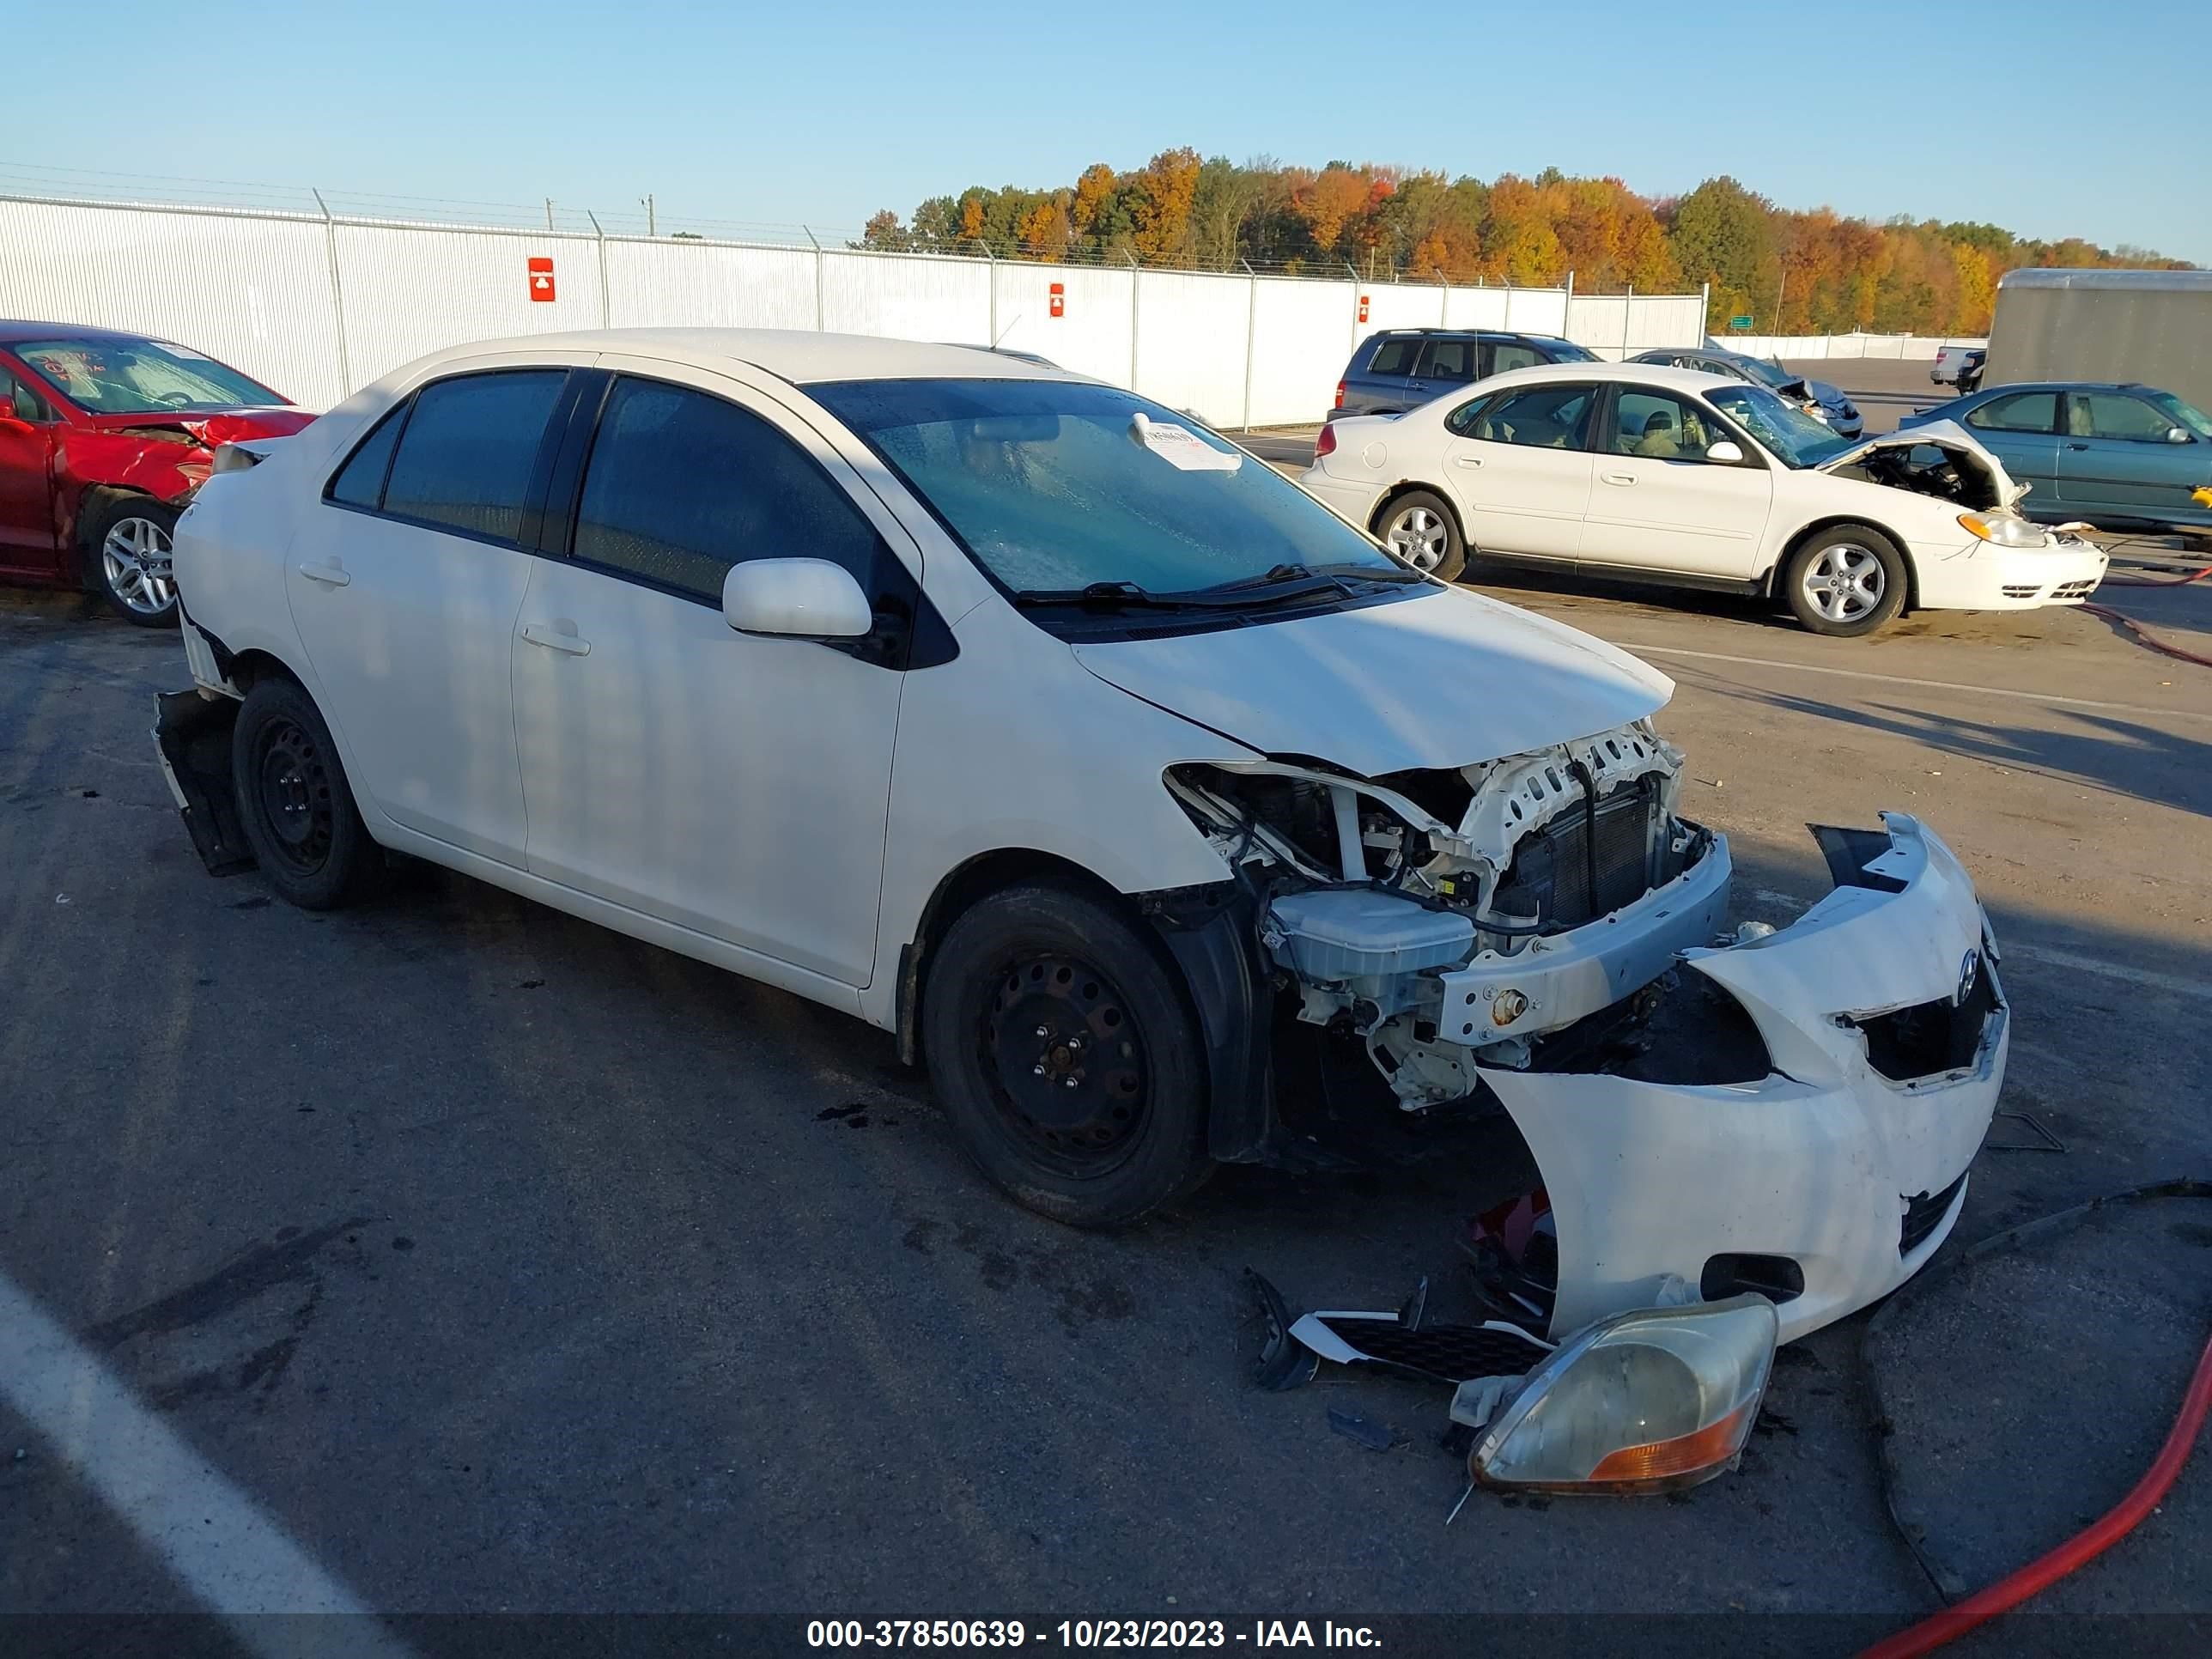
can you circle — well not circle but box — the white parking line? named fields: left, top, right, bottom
left=1615, top=641, right=2212, bottom=726
left=0, top=1271, right=416, bottom=1659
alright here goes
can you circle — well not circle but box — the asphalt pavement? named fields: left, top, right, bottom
left=3, top=562, right=2208, bottom=1647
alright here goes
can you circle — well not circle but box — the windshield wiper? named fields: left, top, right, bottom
left=1305, top=561, right=1432, bottom=585
left=1012, top=580, right=1225, bottom=611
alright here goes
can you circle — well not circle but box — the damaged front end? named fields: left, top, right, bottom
left=1169, top=717, right=1731, bottom=1114
left=1178, top=729, right=2007, bottom=1345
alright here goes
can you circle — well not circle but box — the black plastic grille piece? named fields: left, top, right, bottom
left=1900, top=1171, right=1968, bottom=1257
left=1312, top=1316, right=1551, bottom=1382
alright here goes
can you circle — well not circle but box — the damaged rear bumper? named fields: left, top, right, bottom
left=1480, top=814, right=2005, bottom=1345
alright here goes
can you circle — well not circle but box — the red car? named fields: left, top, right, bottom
left=0, top=323, right=315, bottom=625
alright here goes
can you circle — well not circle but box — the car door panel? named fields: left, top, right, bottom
left=1960, top=391, right=2063, bottom=509
left=1578, top=386, right=1774, bottom=578
left=0, top=366, right=60, bottom=572
left=287, top=367, right=569, bottom=862
left=509, top=361, right=907, bottom=988
left=2057, top=392, right=2202, bottom=517
left=1441, top=382, right=1596, bottom=561
left=288, top=511, right=536, bottom=860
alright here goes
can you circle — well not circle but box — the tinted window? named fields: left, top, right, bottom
left=1538, top=339, right=1598, bottom=363
left=1416, top=339, right=1477, bottom=382
left=573, top=378, right=881, bottom=603
left=811, top=377, right=1398, bottom=596
left=326, top=405, right=407, bottom=508
left=2069, top=392, right=2178, bottom=442
left=1466, top=383, right=1594, bottom=449
left=1607, top=389, right=1728, bottom=460
left=1365, top=337, right=1420, bottom=377
left=1487, top=343, right=1543, bottom=375
left=1967, top=392, right=2057, bottom=434
left=381, top=372, right=564, bottom=542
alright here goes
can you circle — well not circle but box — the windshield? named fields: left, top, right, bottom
left=15, top=337, right=285, bottom=415
left=2146, top=389, right=2212, bottom=440
left=1539, top=339, right=1598, bottom=363
left=811, top=378, right=1405, bottom=597
left=1705, top=385, right=1852, bottom=468
left=1739, top=357, right=1798, bottom=390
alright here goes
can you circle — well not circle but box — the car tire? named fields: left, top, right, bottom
left=82, top=495, right=181, bottom=627
left=922, top=881, right=1212, bottom=1229
left=230, top=676, right=381, bottom=909
left=1783, top=524, right=1908, bottom=637
left=1376, top=489, right=1468, bottom=581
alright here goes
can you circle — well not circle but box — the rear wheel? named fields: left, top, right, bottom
left=1783, top=524, right=1907, bottom=637
left=231, top=677, right=381, bottom=909
left=1376, top=489, right=1468, bottom=581
left=84, top=496, right=180, bottom=627
left=922, top=883, right=1210, bottom=1228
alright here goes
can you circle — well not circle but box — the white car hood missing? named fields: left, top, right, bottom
left=1071, top=586, right=1673, bottom=775
left=1814, top=417, right=2029, bottom=508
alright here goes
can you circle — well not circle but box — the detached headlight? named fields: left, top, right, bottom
left=1470, top=1293, right=1778, bottom=1494
left=1958, top=512, right=2050, bottom=549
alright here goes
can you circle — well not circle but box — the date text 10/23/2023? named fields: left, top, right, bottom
left=806, top=1620, right=1383, bottom=1649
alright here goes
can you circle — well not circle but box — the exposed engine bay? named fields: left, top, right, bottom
left=1832, top=443, right=1986, bottom=507
left=1168, top=719, right=1732, bottom=1109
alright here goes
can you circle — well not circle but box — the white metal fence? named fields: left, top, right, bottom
left=1719, top=331, right=1989, bottom=362
left=0, top=193, right=1708, bottom=427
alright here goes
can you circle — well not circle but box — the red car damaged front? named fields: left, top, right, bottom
left=0, top=325, right=314, bottom=626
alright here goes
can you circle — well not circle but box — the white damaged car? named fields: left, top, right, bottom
left=1298, top=362, right=2107, bottom=635
left=159, top=330, right=2004, bottom=1355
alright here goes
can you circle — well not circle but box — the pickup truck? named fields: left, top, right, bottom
left=1930, top=346, right=1985, bottom=394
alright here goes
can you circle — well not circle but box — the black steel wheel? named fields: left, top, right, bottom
left=230, top=676, right=381, bottom=909
left=924, top=883, right=1210, bottom=1227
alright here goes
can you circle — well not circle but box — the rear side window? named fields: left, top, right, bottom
left=1416, top=339, right=1477, bottom=382
left=1466, top=383, right=1595, bottom=449
left=380, top=371, right=566, bottom=542
left=571, top=377, right=882, bottom=604
left=1966, top=392, right=2056, bottom=434
left=326, top=405, right=406, bottom=508
left=1487, top=342, right=1543, bottom=375
left=1364, top=337, right=1421, bottom=377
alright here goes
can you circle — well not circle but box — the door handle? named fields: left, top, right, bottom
left=2067, top=442, right=2090, bottom=451
left=520, top=621, right=591, bottom=657
left=296, top=561, right=350, bottom=586
left=1600, top=471, right=1637, bottom=486
left=1453, top=455, right=1483, bottom=469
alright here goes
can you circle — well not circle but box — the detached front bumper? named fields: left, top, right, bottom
left=1911, top=532, right=2109, bottom=611
left=1480, top=815, right=2006, bottom=1345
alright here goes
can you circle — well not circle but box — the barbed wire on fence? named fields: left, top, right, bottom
left=0, top=159, right=1673, bottom=293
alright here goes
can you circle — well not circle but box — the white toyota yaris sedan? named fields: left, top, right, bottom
left=159, top=330, right=2006, bottom=1344
left=1299, top=362, right=2108, bottom=635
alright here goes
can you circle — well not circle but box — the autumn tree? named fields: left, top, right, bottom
left=1129, top=148, right=1202, bottom=261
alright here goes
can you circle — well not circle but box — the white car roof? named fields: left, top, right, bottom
left=1477, top=361, right=1739, bottom=395
left=403, top=327, right=1085, bottom=386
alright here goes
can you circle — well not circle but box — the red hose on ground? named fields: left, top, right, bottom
left=1857, top=1325, right=2212, bottom=1659
left=2085, top=560, right=2212, bottom=667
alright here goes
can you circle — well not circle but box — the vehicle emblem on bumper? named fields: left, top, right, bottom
left=1954, top=950, right=1979, bottom=1008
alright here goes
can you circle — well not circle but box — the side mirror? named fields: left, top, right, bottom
left=1706, top=440, right=1746, bottom=465
left=722, top=558, right=873, bottom=640
left=2167, top=427, right=2191, bottom=444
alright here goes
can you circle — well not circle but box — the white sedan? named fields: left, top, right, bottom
left=1299, top=362, right=2108, bottom=635
left=159, top=330, right=2002, bottom=1358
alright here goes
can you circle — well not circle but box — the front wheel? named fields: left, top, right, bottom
left=231, top=677, right=382, bottom=909
left=85, top=496, right=181, bottom=627
left=1783, top=525, right=1907, bottom=637
left=921, top=883, right=1211, bottom=1228
left=1376, top=489, right=1468, bottom=581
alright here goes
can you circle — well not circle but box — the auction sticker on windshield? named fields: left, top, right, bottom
left=1129, top=412, right=1241, bottom=472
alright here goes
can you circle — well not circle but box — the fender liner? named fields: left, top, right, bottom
left=1141, top=882, right=1278, bottom=1164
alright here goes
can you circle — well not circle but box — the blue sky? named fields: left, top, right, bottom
left=8, top=0, right=2207, bottom=261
